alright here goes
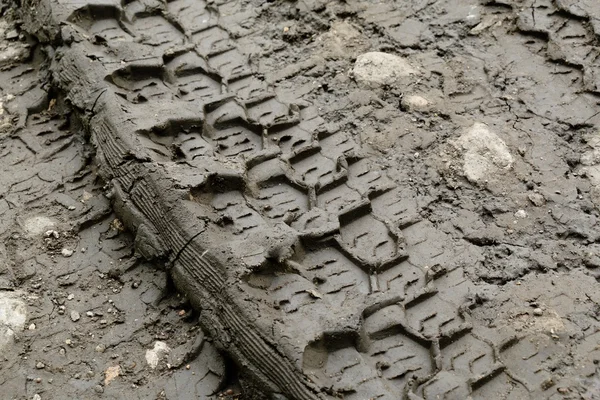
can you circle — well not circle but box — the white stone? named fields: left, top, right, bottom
left=402, top=94, right=431, bottom=111
left=0, top=292, right=27, bottom=352
left=353, top=52, right=418, bottom=87
left=514, top=209, right=527, bottom=219
left=70, top=310, right=80, bottom=322
left=145, top=341, right=170, bottom=369
left=61, top=248, right=74, bottom=257
left=452, top=122, right=513, bottom=184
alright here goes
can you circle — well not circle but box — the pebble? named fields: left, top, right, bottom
left=514, top=209, right=527, bottom=219
left=95, top=344, right=106, bottom=353
left=353, top=52, right=418, bottom=87
left=44, top=230, right=59, bottom=239
left=61, top=248, right=74, bottom=258
left=94, top=385, right=104, bottom=394
left=452, top=123, right=513, bottom=185
left=36, top=362, right=45, bottom=369
left=401, top=94, right=431, bottom=112
left=528, top=193, right=546, bottom=207
left=33, top=394, right=41, bottom=400
left=145, top=341, right=170, bottom=369
left=5, top=29, right=18, bottom=40
left=67, top=294, right=74, bottom=300
left=70, top=310, right=80, bottom=322
left=86, top=311, right=94, bottom=317
left=29, top=323, right=36, bottom=330
left=533, top=308, right=543, bottom=316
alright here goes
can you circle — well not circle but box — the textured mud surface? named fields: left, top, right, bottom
left=2, top=0, right=600, bottom=399
left=0, top=9, right=234, bottom=400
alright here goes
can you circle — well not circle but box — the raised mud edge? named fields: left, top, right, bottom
left=20, top=0, right=323, bottom=399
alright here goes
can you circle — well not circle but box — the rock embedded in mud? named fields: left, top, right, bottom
left=452, top=122, right=513, bottom=185
left=70, top=310, right=80, bottom=322
left=61, top=248, right=73, bottom=257
left=528, top=193, right=546, bottom=206
left=0, top=292, right=27, bottom=352
left=146, top=341, right=170, bottom=369
left=514, top=209, right=527, bottom=219
left=353, top=52, right=418, bottom=87
left=401, top=94, right=432, bottom=112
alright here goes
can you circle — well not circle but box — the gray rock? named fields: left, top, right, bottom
left=514, top=209, right=528, bottom=219
left=402, top=94, right=432, bottom=112
left=70, top=310, right=80, bottom=322
left=353, top=52, right=418, bottom=87
left=61, top=248, right=74, bottom=257
left=528, top=193, right=546, bottom=206
left=452, top=122, right=513, bottom=185
left=0, top=291, right=27, bottom=352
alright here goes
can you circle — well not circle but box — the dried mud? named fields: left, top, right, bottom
left=1, top=0, right=600, bottom=399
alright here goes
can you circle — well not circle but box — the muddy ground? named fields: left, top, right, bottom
left=2, top=0, right=600, bottom=399
left=0, top=8, right=236, bottom=400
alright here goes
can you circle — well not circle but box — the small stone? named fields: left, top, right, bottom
left=533, top=308, right=543, bottom=316
left=67, top=294, right=74, bottom=300
left=100, top=319, right=108, bottom=325
left=95, top=344, right=106, bottom=353
left=33, top=394, right=41, bottom=400
left=29, top=323, right=36, bottom=330
left=353, top=52, right=418, bottom=87
left=61, top=248, right=73, bottom=258
left=58, top=306, right=65, bottom=315
left=145, top=341, right=170, bottom=369
left=35, top=378, right=42, bottom=383
left=36, top=362, right=45, bottom=369
left=528, top=193, right=546, bottom=207
left=65, top=339, right=72, bottom=346
left=67, top=206, right=76, bottom=211
left=452, top=123, right=513, bottom=185
left=94, top=385, right=104, bottom=394
left=86, top=311, right=94, bottom=317
left=401, top=94, right=431, bottom=112
left=59, top=348, right=65, bottom=356
left=5, top=29, right=18, bottom=40
left=44, top=230, right=59, bottom=239
left=514, top=209, right=527, bottom=219
left=70, top=310, right=80, bottom=322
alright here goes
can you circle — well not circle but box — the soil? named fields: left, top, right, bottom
left=1, top=0, right=600, bottom=399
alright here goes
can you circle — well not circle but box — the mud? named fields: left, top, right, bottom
left=0, top=9, right=235, bottom=400
left=2, top=0, right=600, bottom=399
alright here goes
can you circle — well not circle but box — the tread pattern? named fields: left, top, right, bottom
left=20, top=0, right=557, bottom=398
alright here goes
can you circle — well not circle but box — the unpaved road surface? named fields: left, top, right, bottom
left=2, top=0, right=600, bottom=399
